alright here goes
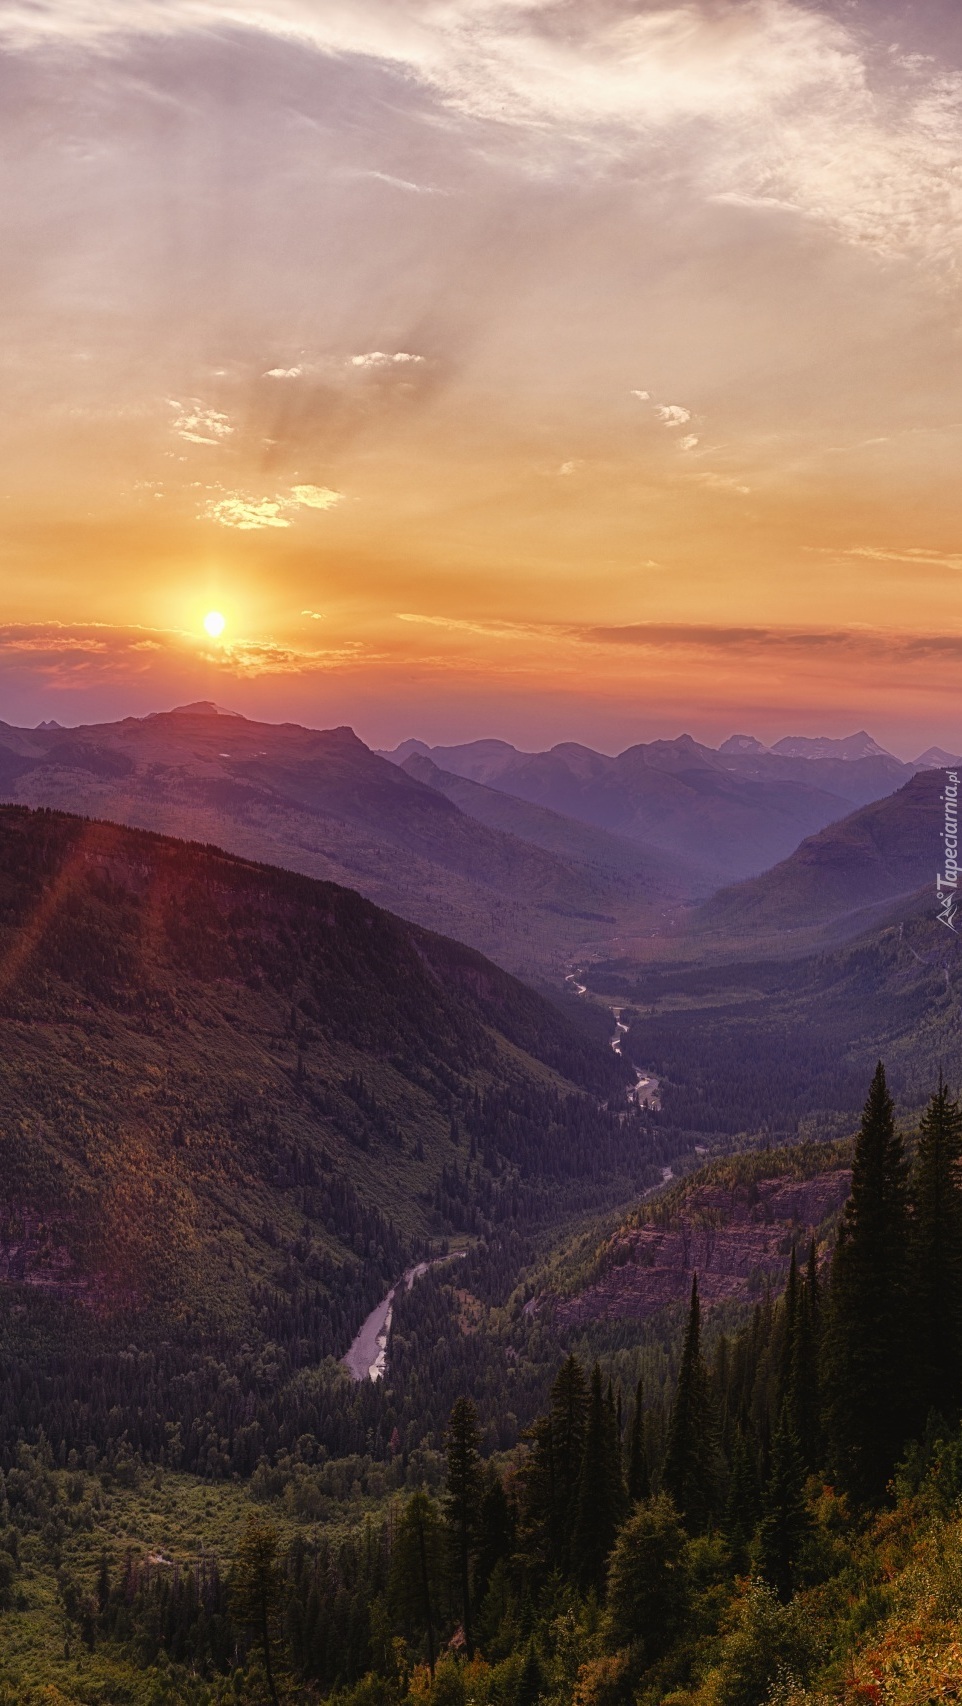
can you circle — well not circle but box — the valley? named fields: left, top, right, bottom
left=0, top=723, right=959, bottom=1706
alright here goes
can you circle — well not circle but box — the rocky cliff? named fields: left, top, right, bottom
left=552, top=1167, right=851, bottom=1325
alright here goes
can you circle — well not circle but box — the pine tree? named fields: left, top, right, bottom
left=572, top=1363, right=624, bottom=1593
left=756, top=1410, right=811, bottom=1601
left=663, top=1276, right=721, bottom=1531
left=909, top=1077, right=962, bottom=1428
left=822, top=1063, right=911, bottom=1503
left=626, top=1378, right=650, bottom=1505
left=444, top=1397, right=484, bottom=1657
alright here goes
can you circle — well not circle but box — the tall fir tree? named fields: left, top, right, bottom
left=389, top=1492, right=445, bottom=1677
left=756, top=1409, right=812, bottom=1601
left=444, top=1397, right=484, bottom=1657
left=549, top=1354, right=589, bottom=1571
left=787, top=1242, right=823, bottom=1473
left=724, top=1428, right=761, bottom=1570
left=822, top=1062, right=911, bottom=1503
left=909, top=1077, right=962, bottom=1429
left=626, top=1378, right=651, bottom=1505
left=572, top=1362, right=625, bottom=1594
left=663, top=1275, right=721, bottom=1531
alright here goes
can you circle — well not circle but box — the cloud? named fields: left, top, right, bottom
left=350, top=351, right=425, bottom=370
left=204, top=495, right=290, bottom=530
left=301, top=609, right=325, bottom=620
left=572, top=621, right=962, bottom=666
left=630, top=390, right=651, bottom=402
left=264, top=366, right=304, bottom=379
left=203, top=485, right=343, bottom=529
left=168, top=401, right=234, bottom=445
left=814, top=545, right=962, bottom=572
left=396, top=612, right=549, bottom=640
left=697, top=472, right=751, bottom=494
left=0, top=621, right=369, bottom=689
left=289, top=484, right=341, bottom=510
left=211, top=638, right=364, bottom=676
left=678, top=435, right=700, bottom=452
left=654, top=404, right=692, bottom=427
left=7, top=2, right=962, bottom=293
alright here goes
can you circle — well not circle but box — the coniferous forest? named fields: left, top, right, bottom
left=5, top=1006, right=962, bottom=1701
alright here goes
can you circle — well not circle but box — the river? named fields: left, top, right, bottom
left=343, top=1254, right=466, bottom=1384
left=565, top=974, right=661, bottom=1111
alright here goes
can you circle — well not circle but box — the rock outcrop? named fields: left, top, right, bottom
left=554, top=1169, right=850, bottom=1325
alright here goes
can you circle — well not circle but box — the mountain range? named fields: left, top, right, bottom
left=0, top=705, right=697, bottom=981
left=382, top=728, right=920, bottom=886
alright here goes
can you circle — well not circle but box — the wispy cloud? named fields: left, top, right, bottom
left=574, top=621, right=962, bottom=664
left=396, top=612, right=553, bottom=640
left=350, top=351, right=425, bottom=370
left=289, top=484, right=341, bottom=510
left=264, top=366, right=304, bottom=379
left=0, top=621, right=368, bottom=686
left=168, top=401, right=233, bottom=445
left=203, top=485, right=343, bottom=530
left=811, top=545, right=962, bottom=572
left=15, top=2, right=960, bottom=280
left=209, top=638, right=364, bottom=677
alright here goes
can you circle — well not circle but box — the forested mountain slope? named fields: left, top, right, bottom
left=0, top=804, right=655, bottom=1335
left=684, top=768, right=944, bottom=952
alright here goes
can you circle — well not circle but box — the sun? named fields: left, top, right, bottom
left=203, top=610, right=226, bottom=639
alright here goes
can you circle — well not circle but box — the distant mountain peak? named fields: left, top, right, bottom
left=35, top=719, right=63, bottom=730
left=770, top=730, right=895, bottom=763
left=719, top=734, right=769, bottom=755
left=914, top=745, right=962, bottom=768
left=160, top=701, right=244, bottom=718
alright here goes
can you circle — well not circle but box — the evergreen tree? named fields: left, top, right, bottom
left=663, top=1276, right=721, bottom=1531
left=626, top=1378, right=650, bottom=1505
left=516, top=1640, right=543, bottom=1706
left=822, top=1063, right=911, bottom=1503
left=444, top=1397, right=484, bottom=1658
left=756, top=1411, right=811, bottom=1602
left=603, top=1495, right=691, bottom=1663
left=572, top=1363, right=624, bottom=1594
left=787, top=1244, right=823, bottom=1473
left=231, top=1519, right=284, bottom=1706
left=909, top=1077, right=962, bottom=1428
left=724, top=1428, right=761, bottom=1570
left=776, top=1248, right=799, bottom=1413
left=474, top=1474, right=515, bottom=1610
left=389, top=1492, right=444, bottom=1676
left=548, top=1354, right=589, bottom=1571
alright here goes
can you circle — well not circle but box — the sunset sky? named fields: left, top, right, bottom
left=3, top=0, right=962, bottom=753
